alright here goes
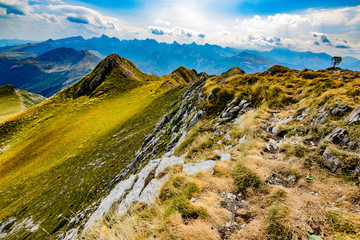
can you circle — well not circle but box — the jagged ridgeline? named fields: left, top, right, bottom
left=0, top=55, right=360, bottom=240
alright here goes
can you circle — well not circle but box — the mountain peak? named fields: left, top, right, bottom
left=35, top=47, right=85, bottom=62
left=100, top=34, right=110, bottom=39
left=70, top=54, right=145, bottom=99
left=170, top=66, right=199, bottom=84
left=221, top=66, right=245, bottom=77
left=263, top=65, right=292, bottom=75
left=0, top=84, right=16, bottom=94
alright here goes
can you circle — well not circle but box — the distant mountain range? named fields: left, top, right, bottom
left=0, top=39, right=39, bottom=48
left=244, top=48, right=360, bottom=71
left=0, top=47, right=100, bottom=97
left=0, top=35, right=359, bottom=98
left=1, top=35, right=358, bottom=77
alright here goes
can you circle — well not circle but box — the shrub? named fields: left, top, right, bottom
left=160, top=175, right=207, bottom=220
left=266, top=204, right=291, bottom=240
left=266, top=85, right=295, bottom=108
left=232, top=161, right=263, bottom=193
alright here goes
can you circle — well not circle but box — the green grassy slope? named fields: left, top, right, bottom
left=0, top=85, right=45, bottom=123
left=0, top=55, right=185, bottom=239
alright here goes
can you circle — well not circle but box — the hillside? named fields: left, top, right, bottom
left=82, top=66, right=360, bottom=240
left=0, top=54, right=188, bottom=239
left=1, top=55, right=360, bottom=240
left=0, top=84, right=46, bottom=122
left=0, top=47, right=101, bottom=97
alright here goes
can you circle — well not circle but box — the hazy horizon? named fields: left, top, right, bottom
left=0, top=0, right=359, bottom=58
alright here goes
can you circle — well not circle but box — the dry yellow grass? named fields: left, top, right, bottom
left=84, top=69, right=360, bottom=240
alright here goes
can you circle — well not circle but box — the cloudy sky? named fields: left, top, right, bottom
left=0, top=0, right=359, bottom=57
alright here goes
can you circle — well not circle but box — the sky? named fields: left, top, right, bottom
left=0, top=0, right=359, bottom=57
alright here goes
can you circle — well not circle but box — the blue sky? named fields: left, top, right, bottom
left=0, top=0, right=359, bottom=57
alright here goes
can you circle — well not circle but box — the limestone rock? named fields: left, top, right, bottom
left=330, top=103, right=348, bottom=117
left=183, top=160, right=216, bottom=175
left=155, top=156, right=184, bottom=177
left=83, top=174, right=137, bottom=232
left=266, top=139, right=282, bottom=151
left=221, top=153, right=232, bottom=161
left=188, top=110, right=205, bottom=127
left=118, top=159, right=160, bottom=215
left=325, top=127, right=348, bottom=144
left=138, top=174, right=170, bottom=206
left=345, top=105, right=360, bottom=125
left=238, top=135, right=246, bottom=144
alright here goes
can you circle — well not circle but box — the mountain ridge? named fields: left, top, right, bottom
left=1, top=54, right=360, bottom=239
left=0, top=35, right=358, bottom=76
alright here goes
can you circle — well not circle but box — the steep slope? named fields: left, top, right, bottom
left=0, top=47, right=101, bottom=97
left=0, top=84, right=46, bottom=122
left=82, top=67, right=360, bottom=240
left=0, top=55, right=193, bottom=240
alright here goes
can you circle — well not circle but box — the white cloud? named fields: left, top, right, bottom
left=148, top=25, right=206, bottom=40
left=154, top=18, right=169, bottom=26
left=0, top=0, right=358, bottom=58
left=0, top=0, right=33, bottom=15
left=0, top=7, right=6, bottom=15
left=46, top=4, right=118, bottom=29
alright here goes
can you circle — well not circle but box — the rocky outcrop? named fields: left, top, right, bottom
left=330, top=103, right=348, bottom=117
left=322, top=147, right=342, bottom=173
left=73, top=54, right=122, bottom=98
left=129, top=79, right=206, bottom=166
left=82, top=156, right=217, bottom=234
left=83, top=175, right=137, bottom=232
left=219, top=99, right=250, bottom=121
left=326, top=127, right=348, bottom=144
left=182, top=160, right=216, bottom=175
left=345, top=105, right=360, bottom=125
left=118, top=159, right=161, bottom=215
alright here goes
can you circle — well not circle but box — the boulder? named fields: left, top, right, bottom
left=322, top=147, right=342, bottom=173
left=325, top=127, right=348, bottom=144
left=221, top=153, right=232, bottom=161
left=345, top=105, right=360, bottom=125
left=183, top=160, right=216, bottom=175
